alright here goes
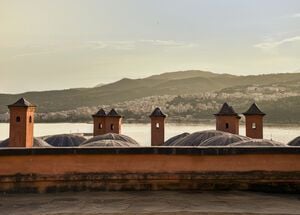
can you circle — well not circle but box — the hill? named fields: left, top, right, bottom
left=0, top=70, right=299, bottom=124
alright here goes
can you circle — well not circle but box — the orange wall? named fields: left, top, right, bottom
left=1, top=153, right=300, bottom=176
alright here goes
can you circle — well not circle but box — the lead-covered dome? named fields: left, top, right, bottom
left=80, top=139, right=138, bottom=147
left=0, top=137, right=52, bottom=147
left=199, top=133, right=250, bottom=146
left=288, top=136, right=300, bottom=146
left=229, top=139, right=286, bottom=147
left=163, top=132, right=190, bottom=146
left=166, top=130, right=226, bottom=146
left=44, top=134, right=87, bottom=147
left=81, top=133, right=140, bottom=147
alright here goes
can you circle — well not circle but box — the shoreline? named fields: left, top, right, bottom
left=0, top=121, right=299, bottom=127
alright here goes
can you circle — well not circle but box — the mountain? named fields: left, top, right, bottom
left=0, top=70, right=300, bottom=117
left=94, top=83, right=106, bottom=88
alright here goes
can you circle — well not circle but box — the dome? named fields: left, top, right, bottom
left=199, top=133, right=251, bottom=146
left=288, top=136, right=300, bottom=146
left=44, top=134, right=87, bottom=147
left=0, top=139, right=10, bottom=147
left=163, top=132, right=190, bottom=146
left=229, top=139, right=286, bottom=147
left=33, top=138, right=53, bottom=147
left=0, top=137, right=52, bottom=148
left=80, top=139, right=138, bottom=147
left=81, top=133, right=140, bottom=146
left=171, top=130, right=226, bottom=146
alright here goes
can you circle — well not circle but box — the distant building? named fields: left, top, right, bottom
left=214, top=102, right=240, bottom=135
left=243, top=103, right=265, bottom=139
left=149, top=107, right=166, bottom=146
left=8, top=98, right=36, bottom=147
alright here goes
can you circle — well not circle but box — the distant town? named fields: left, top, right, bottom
left=0, top=70, right=299, bottom=124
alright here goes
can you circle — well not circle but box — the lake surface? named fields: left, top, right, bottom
left=0, top=123, right=299, bottom=146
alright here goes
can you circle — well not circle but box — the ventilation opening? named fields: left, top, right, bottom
left=252, top=122, right=256, bottom=129
left=156, top=122, right=160, bottom=129
left=110, top=124, right=114, bottom=131
left=225, top=123, right=229, bottom=129
left=16, top=116, right=20, bottom=122
left=29, top=116, right=32, bottom=123
left=98, top=123, right=103, bottom=129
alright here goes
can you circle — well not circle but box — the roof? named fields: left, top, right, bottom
left=214, top=102, right=240, bottom=117
left=80, top=139, right=138, bottom=147
left=81, top=133, right=140, bottom=146
left=230, top=139, right=285, bottom=147
left=243, top=103, right=266, bottom=116
left=288, top=136, right=300, bottom=146
left=163, top=132, right=190, bottom=146
left=8, top=98, right=36, bottom=108
left=164, top=130, right=226, bottom=146
left=44, top=134, right=87, bottom=147
left=199, top=133, right=250, bottom=146
left=0, top=137, right=52, bottom=148
left=149, top=107, right=166, bottom=117
left=92, top=108, right=106, bottom=117
left=107, top=108, right=122, bottom=117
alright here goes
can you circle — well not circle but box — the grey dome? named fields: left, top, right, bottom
left=0, top=137, right=52, bottom=148
left=199, top=133, right=251, bottom=146
left=171, top=130, right=226, bottom=146
left=164, top=132, right=190, bottom=146
left=33, top=138, right=53, bottom=147
left=44, top=134, right=87, bottom=147
left=80, top=139, right=138, bottom=147
left=229, top=139, right=286, bottom=147
left=82, top=133, right=139, bottom=146
left=288, top=136, right=300, bottom=146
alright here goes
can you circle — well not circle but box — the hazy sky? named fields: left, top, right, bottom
left=1, top=0, right=300, bottom=93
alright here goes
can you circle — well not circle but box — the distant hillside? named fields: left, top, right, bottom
left=0, top=70, right=300, bottom=124
left=94, top=83, right=106, bottom=88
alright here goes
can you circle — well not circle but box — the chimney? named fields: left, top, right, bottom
left=8, top=98, right=36, bottom=147
left=149, top=107, right=166, bottom=146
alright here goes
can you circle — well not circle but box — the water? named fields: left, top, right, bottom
left=0, top=123, right=299, bottom=146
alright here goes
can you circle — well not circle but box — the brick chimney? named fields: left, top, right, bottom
left=105, top=109, right=122, bottom=134
left=92, top=108, right=107, bottom=136
left=243, top=103, right=266, bottom=139
left=149, top=107, right=166, bottom=146
left=8, top=98, right=36, bottom=147
left=214, top=102, right=240, bottom=135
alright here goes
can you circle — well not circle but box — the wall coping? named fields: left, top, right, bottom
left=0, top=147, right=300, bottom=156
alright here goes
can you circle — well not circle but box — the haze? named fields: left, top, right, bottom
left=0, top=0, right=300, bottom=93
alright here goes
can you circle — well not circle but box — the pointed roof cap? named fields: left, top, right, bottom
left=107, top=108, right=122, bottom=117
left=8, top=98, right=36, bottom=108
left=214, top=102, right=239, bottom=117
left=92, top=108, right=106, bottom=117
left=243, top=103, right=266, bottom=116
left=149, top=107, right=166, bottom=117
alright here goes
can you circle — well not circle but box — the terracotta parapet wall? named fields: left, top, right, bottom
left=1, top=147, right=300, bottom=193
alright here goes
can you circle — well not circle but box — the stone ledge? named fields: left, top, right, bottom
left=0, top=147, right=300, bottom=156
left=1, top=171, right=300, bottom=193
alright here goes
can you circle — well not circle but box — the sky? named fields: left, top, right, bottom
left=0, top=0, right=300, bottom=93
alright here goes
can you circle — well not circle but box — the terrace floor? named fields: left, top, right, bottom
left=0, top=191, right=300, bottom=215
